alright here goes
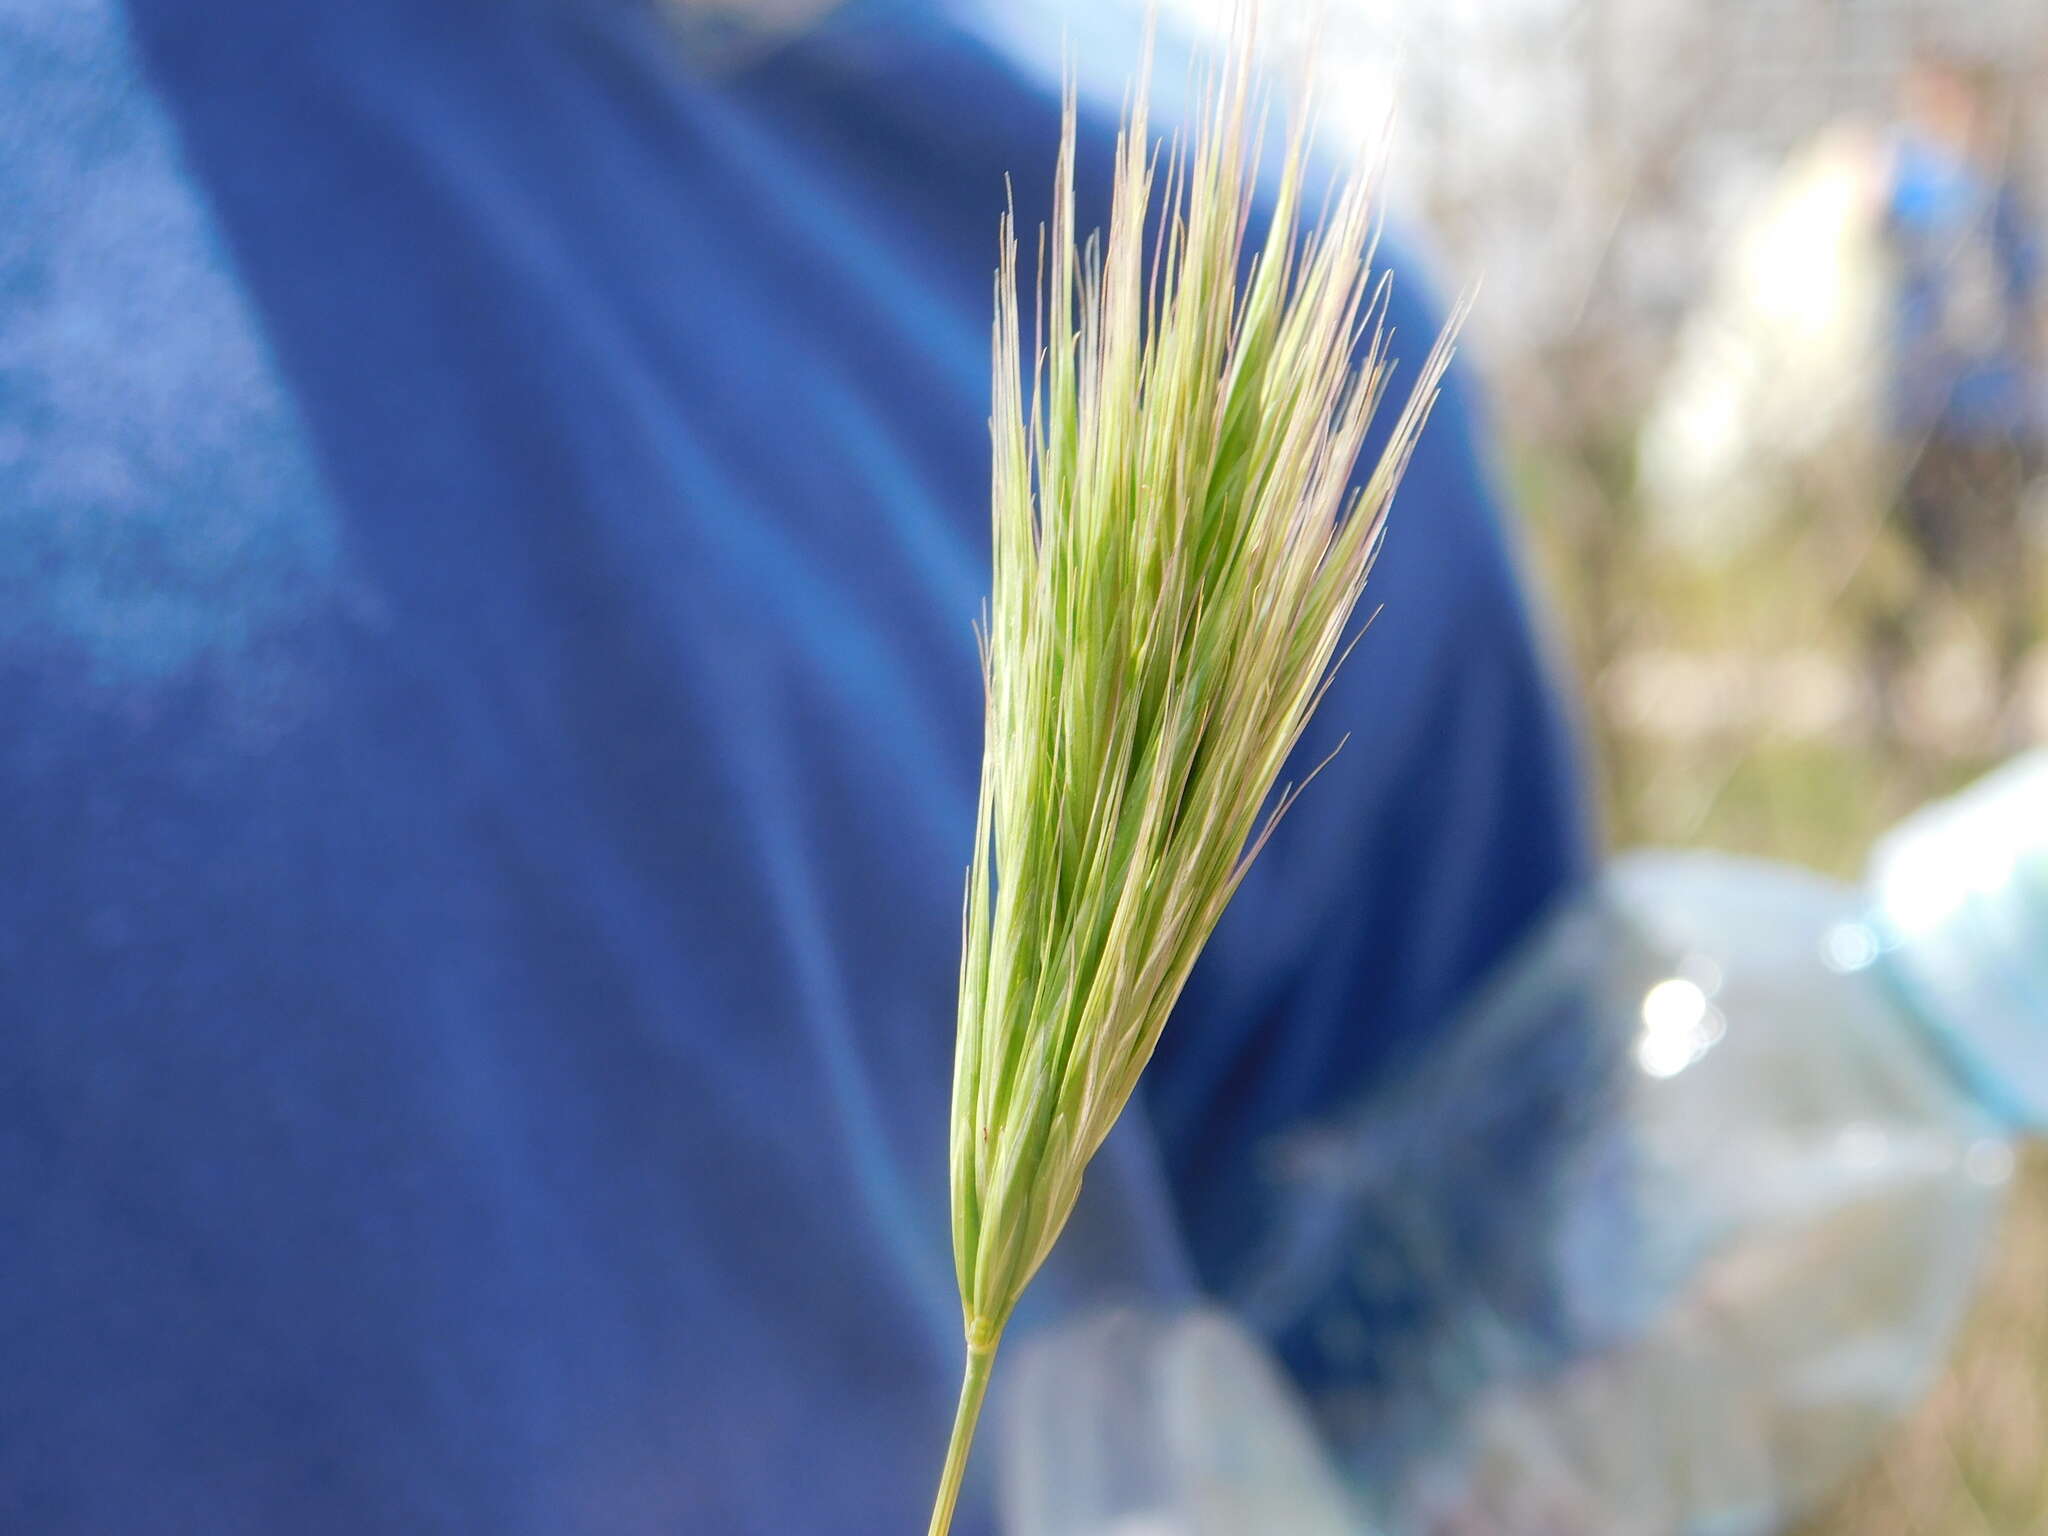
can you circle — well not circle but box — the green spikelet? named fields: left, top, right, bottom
left=926, top=19, right=1457, bottom=1534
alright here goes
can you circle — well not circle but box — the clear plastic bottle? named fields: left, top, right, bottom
left=999, top=753, right=2047, bottom=1536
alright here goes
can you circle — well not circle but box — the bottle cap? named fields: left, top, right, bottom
left=1870, top=752, right=2048, bottom=1131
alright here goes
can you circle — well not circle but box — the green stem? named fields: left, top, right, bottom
left=926, top=1337, right=1000, bottom=1536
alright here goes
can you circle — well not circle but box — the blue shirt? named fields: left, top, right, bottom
left=1887, top=129, right=2045, bottom=441
left=0, top=1, right=1588, bottom=1530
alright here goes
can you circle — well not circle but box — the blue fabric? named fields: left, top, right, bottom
left=1887, top=130, right=2045, bottom=441
left=0, top=0, right=1589, bottom=1530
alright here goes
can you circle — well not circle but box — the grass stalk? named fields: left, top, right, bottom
left=925, top=1337, right=1000, bottom=1536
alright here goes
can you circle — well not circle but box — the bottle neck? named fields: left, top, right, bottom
left=1870, top=919, right=2041, bottom=1134
left=1863, top=756, right=2048, bottom=1136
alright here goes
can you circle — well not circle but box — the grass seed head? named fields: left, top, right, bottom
left=950, top=17, right=1457, bottom=1352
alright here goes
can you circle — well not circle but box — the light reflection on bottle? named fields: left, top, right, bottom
left=1635, top=976, right=1727, bottom=1079
left=1822, top=920, right=1881, bottom=973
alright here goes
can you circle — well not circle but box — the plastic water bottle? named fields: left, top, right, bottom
left=999, top=753, right=2047, bottom=1536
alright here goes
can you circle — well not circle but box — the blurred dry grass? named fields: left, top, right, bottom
left=1799, top=1148, right=2048, bottom=1536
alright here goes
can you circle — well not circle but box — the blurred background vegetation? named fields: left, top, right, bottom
left=1489, top=8, right=2048, bottom=1524
left=1162, top=0, right=2048, bottom=1527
